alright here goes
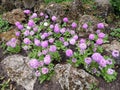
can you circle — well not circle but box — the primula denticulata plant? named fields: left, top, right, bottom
left=3, top=10, right=118, bottom=83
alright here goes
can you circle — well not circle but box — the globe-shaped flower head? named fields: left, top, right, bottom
left=66, top=49, right=73, bottom=57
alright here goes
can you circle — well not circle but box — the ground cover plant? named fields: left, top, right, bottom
left=1, top=10, right=118, bottom=84
left=0, top=76, right=10, bottom=90
left=110, top=28, right=120, bottom=42
left=110, top=0, right=120, bottom=14
left=0, top=16, right=11, bottom=33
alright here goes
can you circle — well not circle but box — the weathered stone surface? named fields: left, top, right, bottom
left=77, top=15, right=98, bottom=35
left=1, top=55, right=37, bottom=90
left=2, top=9, right=25, bottom=24
left=34, top=79, right=62, bottom=90
left=14, top=0, right=24, bottom=8
left=1, top=0, right=15, bottom=11
left=77, top=15, right=109, bottom=37
left=102, top=40, right=120, bottom=64
left=81, top=0, right=112, bottom=22
left=23, top=0, right=36, bottom=9
left=34, top=2, right=46, bottom=13
left=0, top=27, right=18, bottom=42
left=45, top=2, right=65, bottom=22
left=66, top=0, right=83, bottom=20
left=45, top=0, right=83, bottom=22
left=54, top=64, right=99, bottom=90
left=102, top=40, right=120, bottom=52
left=95, top=0, right=110, bottom=6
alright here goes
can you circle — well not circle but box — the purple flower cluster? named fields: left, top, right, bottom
left=92, top=53, right=107, bottom=67
left=50, top=24, right=54, bottom=29
left=92, top=53, right=103, bottom=62
left=14, top=10, right=116, bottom=82
left=71, top=22, right=77, bottom=28
left=39, top=12, right=44, bottom=16
left=72, top=58, right=77, bottom=63
left=44, top=55, right=51, bottom=65
left=85, top=57, right=92, bottom=64
left=69, top=38, right=76, bottom=45
left=107, top=69, right=114, bottom=75
left=24, top=30, right=30, bottom=36
left=34, top=38, right=41, bottom=46
left=112, top=50, right=119, bottom=57
left=24, top=10, right=31, bottom=14
left=52, top=16, right=57, bottom=22
left=29, top=59, right=44, bottom=69
left=60, top=28, right=66, bottom=34
left=23, top=38, right=31, bottom=45
left=28, top=20, right=35, bottom=27
left=30, top=31, right=35, bottom=36
left=79, top=43, right=87, bottom=50
left=106, top=58, right=113, bottom=65
left=73, top=35, right=78, bottom=40
left=30, top=13, right=37, bottom=18
left=15, top=31, right=21, bottom=37
left=89, top=34, right=95, bottom=40
left=70, top=30, right=75, bottom=35
left=29, top=59, right=40, bottom=69
left=97, top=23, right=104, bottom=29
left=96, top=38, right=103, bottom=45
left=79, top=38, right=86, bottom=43
left=82, top=23, right=88, bottom=29
left=49, top=38, right=54, bottom=43
left=22, top=45, right=29, bottom=51
left=15, top=21, right=24, bottom=30
left=35, top=70, right=41, bottom=76
left=6, top=38, right=17, bottom=48
left=42, top=67, right=49, bottom=74
left=41, top=41, right=48, bottom=48
left=33, top=27, right=38, bottom=32
left=63, top=17, right=68, bottom=23
left=42, top=49, right=48, bottom=55
left=98, top=32, right=106, bottom=38
left=66, top=49, right=73, bottom=57
left=54, top=24, right=60, bottom=33
left=49, top=45, right=57, bottom=52
left=64, top=41, right=69, bottom=46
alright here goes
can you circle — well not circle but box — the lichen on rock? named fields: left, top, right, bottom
left=0, top=27, right=19, bottom=42
left=1, top=55, right=37, bottom=90
left=54, top=64, right=99, bottom=90
left=2, top=9, right=25, bottom=24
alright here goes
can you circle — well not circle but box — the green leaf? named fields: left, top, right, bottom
left=96, top=46, right=103, bottom=53
left=49, top=51, right=61, bottom=62
left=54, top=41, right=63, bottom=50
left=38, top=55, right=44, bottom=60
left=7, top=45, right=21, bottom=53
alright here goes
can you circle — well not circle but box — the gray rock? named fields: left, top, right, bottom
left=102, top=40, right=120, bottom=52
left=45, top=0, right=83, bottom=22
left=1, top=55, right=37, bottom=90
left=102, top=40, right=120, bottom=64
left=77, top=15, right=108, bottom=36
left=45, top=2, right=65, bottom=22
left=66, top=0, right=83, bottom=20
left=95, top=0, right=112, bottom=21
left=2, top=9, right=25, bottom=24
left=23, top=0, right=36, bottom=9
left=95, top=0, right=110, bottom=6
left=77, top=15, right=98, bottom=35
left=54, top=64, right=99, bottom=90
